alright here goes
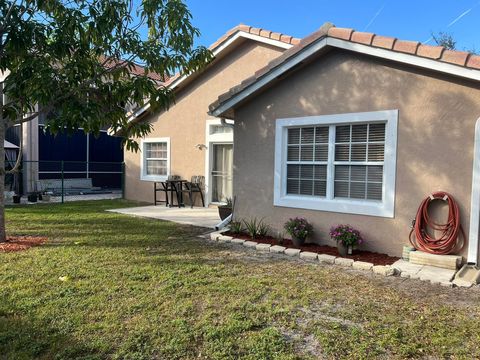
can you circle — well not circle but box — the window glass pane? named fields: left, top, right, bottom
left=288, top=128, right=300, bottom=144
left=314, top=180, right=327, bottom=196
left=314, top=145, right=328, bottom=161
left=145, top=142, right=167, bottom=159
left=301, top=127, right=315, bottom=144
left=334, top=181, right=349, bottom=198
left=287, top=146, right=300, bottom=161
left=352, top=124, right=368, bottom=142
left=287, top=179, right=300, bottom=194
left=367, top=166, right=383, bottom=182
left=368, top=143, right=385, bottom=161
left=351, top=144, right=367, bottom=161
left=336, top=125, right=350, bottom=142
left=146, top=159, right=167, bottom=175
left=335, top=165, right=349, bottom=181
left=350, top=166, right=366, bottom=181
left=300, top=180, right=314, bottom=195
left=300, top=145, right=314, bottom=161
left=287, top=164, right=300, bottom=178
left=350, top=182, right=366, bottom=199
left=367, top=183, right=383, bottom=200
left=300, top=165, right=314, bottom=179
left=314, top=165, right=327, bottom=180
left=335, top=144, right=350, bottom=161
left=210, top=125, right=233, bottom=135
left=368, top=123, right=386, bottom=142
left=315, top=127, right=329, bottom=143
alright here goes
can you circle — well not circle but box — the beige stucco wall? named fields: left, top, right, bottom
left=233, top=50, right=480, bottom=257
left=124, top=40, right=284, bottom=203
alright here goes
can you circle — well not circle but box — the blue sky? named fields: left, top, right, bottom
left=184, top=0, right=480, bottom=51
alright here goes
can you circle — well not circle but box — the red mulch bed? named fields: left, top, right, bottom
left=0, top=236, right=47, bottom=252
left=224, top=231, right=399, bottom=266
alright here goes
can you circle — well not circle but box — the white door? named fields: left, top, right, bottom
left=211, top=143, right=233, bottom=203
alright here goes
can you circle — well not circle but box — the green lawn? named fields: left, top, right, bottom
left=1, top=200, right=480, bottom=359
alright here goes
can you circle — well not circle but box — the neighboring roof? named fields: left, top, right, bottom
left=209, top=23, right=480, bottom=118
left=4, top=140, right=18, bottom=149
left=127, top=24, right=300, bottom=122
left=101, top=56, right=165, bottom=82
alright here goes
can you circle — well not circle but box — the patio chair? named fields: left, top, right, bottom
left=182, top=175, right=205, bottom=208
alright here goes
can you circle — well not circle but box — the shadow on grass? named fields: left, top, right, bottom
left=0, top=308, right=101, bottom=359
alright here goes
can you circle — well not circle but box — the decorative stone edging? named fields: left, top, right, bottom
left=207, top=230, right=397, bottom=278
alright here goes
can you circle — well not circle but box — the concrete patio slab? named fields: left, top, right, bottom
left=108, top=205, right=220, bottom=228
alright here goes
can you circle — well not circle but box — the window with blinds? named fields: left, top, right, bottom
left=141, top=139, right=170, bottom=180
left=334, top=123, right=385, bottom=201
left=285, top=123, right=386, bottom=201
left=145, top=142, right=168, bottom=176
left=275, top=110, right=397, bottom=217
left=286, top=126, right=328, bottom=196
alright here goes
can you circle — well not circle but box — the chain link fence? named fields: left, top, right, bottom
left=5, top=160, right=124, bottom=204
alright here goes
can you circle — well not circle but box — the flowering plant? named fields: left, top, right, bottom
left=284, top=217, right=313, bottom=240
left=329, top=224, right=363, bottom=247
left=330, top=224, right=363, bottom=246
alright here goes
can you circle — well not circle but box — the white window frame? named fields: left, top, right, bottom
left=274, top=110, right=398, bottom=218
left=140, top=137, right=170, bottom=181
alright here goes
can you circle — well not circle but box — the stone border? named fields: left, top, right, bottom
left=207, top=230, right=399, bottom=278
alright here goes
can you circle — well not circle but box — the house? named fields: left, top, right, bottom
left=208, top=23, right=480, bottom=262
left=124, top=25, right=299, bottom=205
left=3, top=61, right=160, bottom=196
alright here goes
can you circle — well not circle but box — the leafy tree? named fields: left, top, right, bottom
left=431, top=31, right=457, bottom=50
left=0, top=0, right=212, bottom=242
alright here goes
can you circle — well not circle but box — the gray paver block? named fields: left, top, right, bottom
left=335, top=258, right=354, bottom=267
left=299, top=251, right=318, bottom=260
left=284, top=248, right=301, bottom=257
left=318, top=254, right=336, bottom=264
left=270, top=245, right=286, bottom=253
left=392, top=259, right=423, bottom=275
left=209, top=232, right=222, bottom=241
left=243, top=241, right=258, bottom=248
left=231, top=238, right=245, bottom=244
left=373, top=265, right=396, bottom=276
left=418, top=265, right=456, bottom=283
left=352, top=261, right=374, bottom=271
left=217, top=235, right=232, bottom=243
left=256, top=243, right=271, bottom=252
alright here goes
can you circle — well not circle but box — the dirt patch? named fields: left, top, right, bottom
left=0, top=236, right=47, bottom=252
left=224, top=232, right=399, bottom=266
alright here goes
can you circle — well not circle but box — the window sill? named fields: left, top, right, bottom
left=273, top=194, right=394, bottom=218
left=140, top=175, right=168, bottom=182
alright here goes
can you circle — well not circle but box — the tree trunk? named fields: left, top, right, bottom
left=0, top=82, right=6, bottom=242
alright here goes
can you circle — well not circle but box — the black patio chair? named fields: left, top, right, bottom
left=182, top=175, right=205, bottom=208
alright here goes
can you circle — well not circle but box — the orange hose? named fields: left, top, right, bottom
left=409, top=191, right=465, bottom=255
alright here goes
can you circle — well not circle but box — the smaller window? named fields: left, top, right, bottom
left=141, top=138, right=170, bottom=181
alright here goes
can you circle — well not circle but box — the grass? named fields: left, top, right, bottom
left=1, top=200, right=480, bottom=359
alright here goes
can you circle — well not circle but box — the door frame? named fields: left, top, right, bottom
left=204, top=118, right=233, bottom=206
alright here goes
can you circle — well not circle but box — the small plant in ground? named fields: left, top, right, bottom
left=274, top=231, right=286, bottom=245
left=243, top=218, right=270, bottom=239
left=284, top=217, right=313, bottom=241
left=329, top=224, right=363, bottom=247
left=229, top=220, right=243, bottom=234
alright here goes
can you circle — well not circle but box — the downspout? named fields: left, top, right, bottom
left=467, top=117, right=480, bottom=265
left=220, top=118, right=234, bottom=128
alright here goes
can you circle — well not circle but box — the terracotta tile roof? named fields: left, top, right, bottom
left=163, top=24, right=300, bottom=87
left=209, top=24, right=300, bottom=50
left=101, top=56, right=165, bottom=82
left=209, top=24, right=480, bottom=116
left=327, top=27, right=480, bottom=68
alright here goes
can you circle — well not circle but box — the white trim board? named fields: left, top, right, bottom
left=273, top=110, right=398, bottom=218
left=140, top=137, right=171, bottom=182
left=468, top=117, right=480, bottom=265
left=204, top=119, right=234, bottom=206
left=125, top=30, right=294, bottom=123
left=210, top=37, right=480, bottom=118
